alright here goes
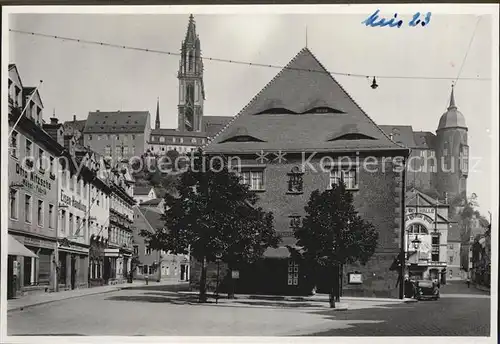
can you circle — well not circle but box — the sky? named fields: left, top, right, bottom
left=6, top=9, right=496, bottom=214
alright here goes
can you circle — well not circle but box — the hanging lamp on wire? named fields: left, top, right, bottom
left=371, top=76, right=379, bottom=89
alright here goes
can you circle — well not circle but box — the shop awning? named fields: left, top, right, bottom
left=8, top=235, right=39, bottom=258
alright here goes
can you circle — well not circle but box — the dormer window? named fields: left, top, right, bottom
left=329, top=133, right=376, bottom=141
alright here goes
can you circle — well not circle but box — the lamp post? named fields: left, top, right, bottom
left=215, top=252, right=222, bottom=304
left=412, top=235, right=422, bottom=270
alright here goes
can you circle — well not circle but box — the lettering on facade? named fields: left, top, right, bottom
left=60, top=190, right=87, bottom=212
left=15, top=163, right=52, bottom=196
left=406, top=207, right=435, bottom=214
left=405, top=213, right=434, bottom=225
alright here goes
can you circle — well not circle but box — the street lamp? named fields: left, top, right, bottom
left=215, top=252, right=222, bottom=304
left=412, top=235, right=421, bottom=250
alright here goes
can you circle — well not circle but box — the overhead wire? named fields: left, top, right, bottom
left=9, top=28, right=490, bottom=82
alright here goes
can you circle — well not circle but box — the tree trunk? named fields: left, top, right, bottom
left=199, top=256, right=208, bottom=303
left=336, top=264, right=341, bottom=302
left=329, top=287, right=336, bottom=308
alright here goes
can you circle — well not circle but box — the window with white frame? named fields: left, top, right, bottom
left=287, top=260, right=299, bottom=286
left=10, top=130, right=19, bottom=158
left=49, top=156, right=54, bottom=174
left=160, top=137, right=165, bottom=143
left=61, top=169, right=67, bottom=188
left=61, top=210, right=66, bottom=233
left=239, top=170, right=264, bottom=191
left=460, top=145, right=469, bottom=173
left=105, top=145, right=111, bottom=156
left=48, top=204, right=55, bottom=228
left=37, top=199, right=44, bottom=227
left=69, top=213, right=74, bottom=236
left=25, top=139, right=33, bottom=160
left=179, top=137, right=184, bottom=143
left=76, top=178, right=81, bottom=195
left=70, top=175, right=75, bottom=191
left=25, top=194, right=32, bottom=223
left=328, top=167, right=358, bottom=190
left=10, top=189, right=19, bottom=219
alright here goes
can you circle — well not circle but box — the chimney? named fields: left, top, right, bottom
left=50, top=117, right=59, bottom=124
left=73, top=115, right=76, bottom=122
left=96, top=110, right=100, bottom=112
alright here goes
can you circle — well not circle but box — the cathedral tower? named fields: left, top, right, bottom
left=178, top=14, right=205, bottom=132
left=435, top=85, right=468, bottom=202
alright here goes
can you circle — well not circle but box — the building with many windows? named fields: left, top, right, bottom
left=7, top=64, right=61, bottom=298
left=203, top=48, right=410, bottom=297
left=82, top=110, right=151, bottom=164
left=104, top=161, right=136, bottom=284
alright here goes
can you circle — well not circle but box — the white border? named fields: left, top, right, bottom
left=2, top=4, right=498, bottom=344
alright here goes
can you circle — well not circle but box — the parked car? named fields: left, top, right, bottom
left=416, top=280, right=440, bottom=300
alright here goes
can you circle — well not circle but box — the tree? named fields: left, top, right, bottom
left=140, top=150, right=280, bottom=302
left=289, top=182, right=378, bottom=308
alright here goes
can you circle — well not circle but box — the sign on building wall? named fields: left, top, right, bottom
left=348, top=272, right=363, bottom=284
left=60, top=190, right=87, bottom=212
left=14, top=162, right=53, bottom=196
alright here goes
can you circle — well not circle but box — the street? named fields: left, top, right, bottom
left=7, top=281, right=490, bottom=336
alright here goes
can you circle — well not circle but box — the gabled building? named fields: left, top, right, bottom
left=404, top=189, right=452, bottom=283
left=204, top=48, right=410, bottom=297
left=133, top=185, right=158, bottom=204
left=8, top=64, right=61, bottom=297
left=132, top=206, right=190, bottom=282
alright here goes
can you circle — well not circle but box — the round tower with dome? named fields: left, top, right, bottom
left=435, top=85, right=469, bottom=202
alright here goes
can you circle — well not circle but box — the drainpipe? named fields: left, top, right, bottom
left=399, top=156, right=407, bottom=300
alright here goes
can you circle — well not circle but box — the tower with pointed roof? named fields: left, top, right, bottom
left=435, top=85, right=468, bottom=202
left=178, top=14, right=205, bottom=132
left=155, top=98, right=160, bottom=130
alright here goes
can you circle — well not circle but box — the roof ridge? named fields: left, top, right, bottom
left=305, top=48, right=407, bottom=151
left=202, top=48, right=309, bottom=150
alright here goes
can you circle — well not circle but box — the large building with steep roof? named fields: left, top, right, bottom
left=203, top=47, right=410, bottom=298
left=82, top=110, right=151, bottom=163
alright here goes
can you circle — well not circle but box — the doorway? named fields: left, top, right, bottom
left=181, top=265, right=186, bottom=281
left=70, top=256, right=76, bottom=290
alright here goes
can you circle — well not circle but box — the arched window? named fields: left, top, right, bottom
left=407, top=223, right=428, bottom=234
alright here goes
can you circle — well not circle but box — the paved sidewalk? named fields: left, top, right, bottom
left=177, top=291, right=417, bottom=311
left=7, top=280, right=188, bottom=312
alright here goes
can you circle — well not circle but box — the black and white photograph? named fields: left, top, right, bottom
left=1, top=4, right=498, bottom=341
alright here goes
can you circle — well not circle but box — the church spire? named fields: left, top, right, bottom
left=448, top=84, right=457, bottom=110
left=155, top=97, right=160, bottom=129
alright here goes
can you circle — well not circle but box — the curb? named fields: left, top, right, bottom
left=7, top=288, right=123, bottom=313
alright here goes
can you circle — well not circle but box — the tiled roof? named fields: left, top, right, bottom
left=64, top=119, right=87, bottom=133
left=140, top=198, right=163, bottom=206
left=134, top=186, right=153, bottom=196
left=205, top=48, right=407, bottom=154
left=379, top=125, right=416, bottom=147
left=406, top=188, right=444, bottom=206
left=139, top=207, right=165, bottom=232
left=202, top=116, right=233, bottom=138
left=151, top=128, right=208, bottom=138
left=413, top=131, right=436, bottom=150
left=84, top=111, right=149, bottom=134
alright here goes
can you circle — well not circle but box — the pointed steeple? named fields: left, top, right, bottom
left=155, top=97, right=160, bottom=129
left=185, top=14, right=197, bottom=45
left=448, top=84, right=457, bottom=110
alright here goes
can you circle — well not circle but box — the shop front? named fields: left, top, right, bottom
left=57, top=238, right=89, bottom=290
left=88, top=235, right=107, bottom=287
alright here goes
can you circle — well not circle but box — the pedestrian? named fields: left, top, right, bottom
left=466, top=278, right=470, bottom=288
left=145, top=275, right=149, bottom=285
